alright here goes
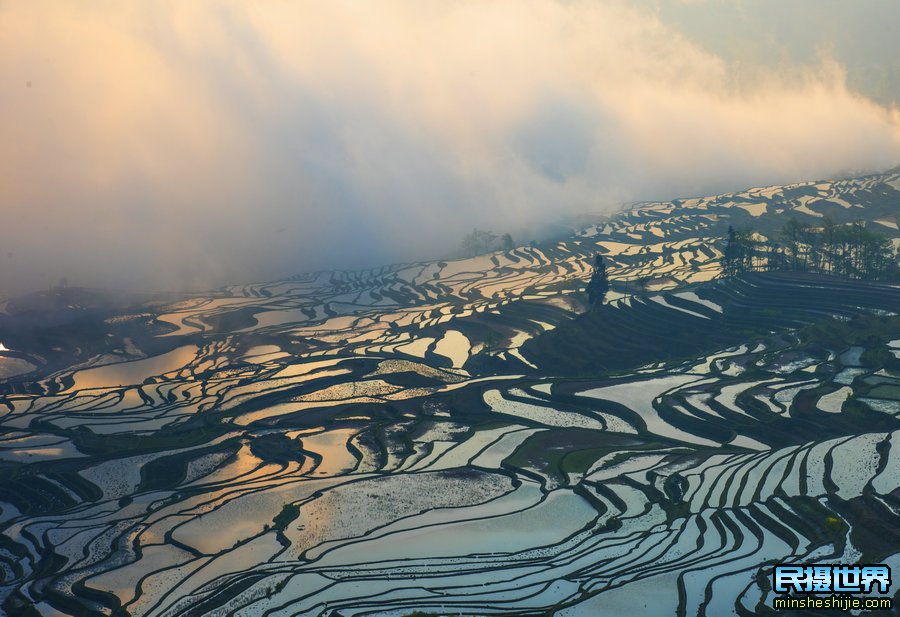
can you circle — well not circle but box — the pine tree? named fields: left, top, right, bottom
left=724, top=226, right=738, bottom=277
left=586, top=253, right=609, bottom=308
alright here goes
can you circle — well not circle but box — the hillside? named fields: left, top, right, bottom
left=0, top=171, right=899, bottom=616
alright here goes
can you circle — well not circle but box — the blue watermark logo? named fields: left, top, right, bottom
left=771, top=564, right=893, bottom=612
left=773, top=564, right=891, bottom=594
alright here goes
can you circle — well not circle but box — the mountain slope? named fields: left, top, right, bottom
left=0, top=171, right=899, bottom=617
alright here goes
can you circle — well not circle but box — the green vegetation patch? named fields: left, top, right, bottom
left=868, top=384, right=900, bottom=401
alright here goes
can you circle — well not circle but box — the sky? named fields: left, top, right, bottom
left=2, top=0, right=900, bottom=295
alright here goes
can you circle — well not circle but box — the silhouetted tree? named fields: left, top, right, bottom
left=461, top=228, right=497, bottom=257
left=722, top=227, right=762, bottom=276
left=780, top=218, right=809, bottom=272
left=586, top=253, right=609, bottom=308
left=460, top=229, right=517, bottom=257
left=723, top=226, right=737, bottom=277
left=721, top=218, right=898, bottom=282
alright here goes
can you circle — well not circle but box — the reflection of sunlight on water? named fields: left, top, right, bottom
left=272, top=358, right=346, bottom=379
left=317, top=488, right=594, bottom=566
left=300, top=428, right=359, bottom=475
left=433, top=330, right=470, bottom=368
left=67, top=345, right=198, bottom=391
left=86, top=543, right=196, bottom=606
left=0, top=447, right=67, bottom=462
left=582, top=374, right=718, bottom=446
left=242, top=344, right=289, bottom=364
left=5, top=171, right=900, bottom=617
left=0, top=355, right=37, bottom=380
left=188, top=443, right=268, bottom=487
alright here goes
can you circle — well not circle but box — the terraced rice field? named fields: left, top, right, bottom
left=1, top=172, right=899, bottom=616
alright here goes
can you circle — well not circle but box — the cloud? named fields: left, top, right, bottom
left=2, top=0, right=899, bottom=295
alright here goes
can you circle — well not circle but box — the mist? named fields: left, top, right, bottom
left=3, top=0, right=900, bottom=296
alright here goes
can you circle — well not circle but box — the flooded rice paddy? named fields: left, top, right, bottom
left=2, top=172, right=900, bottom=615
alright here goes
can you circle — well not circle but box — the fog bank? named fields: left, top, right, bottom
left=2, top=1, right=900, bottom=295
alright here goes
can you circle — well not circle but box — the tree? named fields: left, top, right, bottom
left=722, top=227, right=759, bottom=276
left=723, top=225, right=737, bottom=277
left=460, top=228, right=497, bottom=257
left=586, top=253, right=609, bottom=308
left=721, top=218, right=899, bottom=282
left=780, top=218, right=811, bottom=272
left=460, top=229, right=517, bottom=257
